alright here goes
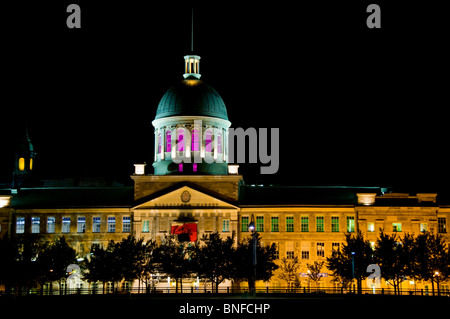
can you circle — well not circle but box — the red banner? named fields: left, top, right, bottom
left=171, top=223, right=197, bottom=242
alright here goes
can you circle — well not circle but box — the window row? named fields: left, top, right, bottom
left=15, top=216, right=131, bottom=234
left=274, top=242, right=342, bottom=260
left=241, top=216, right=355, bottom=233
left=157, top=128, right=224, bottom=154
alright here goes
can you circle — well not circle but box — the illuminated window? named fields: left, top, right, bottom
left=217, top=132, right=223, bottom=153
left=157, top=132, right=162, bottom=154
left=29, top=158, right=33, bottom=170
left=178, top=163, right=183, bottom=172
left=123, top=216, right=131, bottom=233
left=62, top=217, right=71, bottom=233
left=301, top=242, right=310, bottom=260
left=392, top=223, right=402, bottom=232
left=93, top=217, right=101, bottom=233
left=241, top=216, right=249, bottom=232
left=301, top=217, right=309, bottom=232
left=177, top=129, right=185, bottom=152
left=193, top=163, right=197, bottom=172
left=18, top=157, right=25, bottom=171
left=47, top=217, right=55, bottom=233
left=31, top=217, right=40, bottom=233
left=222, top=219, right=230, bottom=232
left=286, top=242, right=294, bottom=259
left=205, top=130, right=212, bottom=152
left=107, top=217, right=116, bottom=233
left=77, top=217, right=85, bottom=233
left=316, top=216, right=324, bottom=232
left=347, top=216, right=355, bottom=232
left=367, top=222, right=375, bottom=232
left=271, top=216, right=279, bottom=232
left=331, top=217, right=339, bottom=232
left=420, top=223, right=428, bottom=232
left=16, top=217, right=25, bottom=234
left=142, top=220, right=150, bottom=233
left=166, top=131, right=172, bottom=152
left=317, top=242, right=325, bottom=257
left=256, top=216, right=264, bottom=232
left=286, top=216, right=294, bottom=232
left=438, top=218, right=447, bottom=233
left=191, top=129, right=199, bottom=151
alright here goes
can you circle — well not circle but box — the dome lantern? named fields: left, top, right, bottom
left=184, top=55, right=201, bottom=79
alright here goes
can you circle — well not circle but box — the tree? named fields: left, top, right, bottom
left=374, top=231, right=413, bottom=294
left=154, top=234, right=196, bottom=292
left=326, top=231, right=373, bottom=294
left=37, top=236, right=76, bottom=294
left=194, top=232, right=236, bottom=292
left=306, top=261, right=325, bottom=288
left=278, top=257, right=301, bottom=289
left=85, top=240, right=122, bottom=293
left=414, top=232, right=450, bottom=296
left=234, top=233, right=278, bottom=291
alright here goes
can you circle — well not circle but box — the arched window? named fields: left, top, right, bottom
left=191, top=129, right=199, bottom=152
left=217, top=131, right=223, bottom=154
left=18, top=158, right=25, bottom=171
left=205, top=130, right=212, bottom=153
left=166, top=130, right=172, bottom=152
left=157, top=132, right=162, bottom=154
left=177, top=128, right=185, bottom=152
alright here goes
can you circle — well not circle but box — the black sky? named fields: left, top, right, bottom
left=1, top=1, right=449, bottom=193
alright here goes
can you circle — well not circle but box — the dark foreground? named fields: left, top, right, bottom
left=1, top=293, right=448, bottom=318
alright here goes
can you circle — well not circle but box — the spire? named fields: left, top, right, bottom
left=184, top=9, right=201, bottom=79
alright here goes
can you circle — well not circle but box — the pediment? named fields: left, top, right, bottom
left=132, top=185, right=238, bottom=210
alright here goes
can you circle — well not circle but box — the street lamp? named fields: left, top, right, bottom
left=351, top=251, right=355, bottom=293
left=248, top=214, right=257, bottom=295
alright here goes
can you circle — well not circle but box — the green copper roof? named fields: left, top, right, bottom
left=155, top=78, right=228, bottom=120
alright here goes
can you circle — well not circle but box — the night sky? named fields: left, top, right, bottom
left=1, top=1, right=449, bottom=194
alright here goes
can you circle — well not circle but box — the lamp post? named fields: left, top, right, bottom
left=351, top=251, right=355, bottom=293
left=248, top=214, right=257, bottom=295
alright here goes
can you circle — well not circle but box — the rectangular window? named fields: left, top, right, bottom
left=332, top=242, right=340, bottom=251
left=77, top=217, right=86, bottom=233
left=93, top=217, right=101, bottom=233
left=16, top=217, right=25, bottom=234
left=301, top=242, right=310, bottom=260
left=316, top=216, right=324, bottom=232
left=62, top=217, right=71, bottom=233
left=31, top=217, right=40, bottom=234
left=47, top=217, right=55, bottom=234
left=286, top=242, right=294, bottom=259
left=286, top=216, right=294, bottom=232
left=271, top=216, right=279, bottom=232
left=331, top=217, right=339, bottom=232
left=222, top=219, right=230, bottom=232
left=393, top=223, right=402, bottom=232
left=420, top=223, right=428, bottom=232
left=256, top=216, right=264, bottom=232
left=142, top=220, right=150, bottom=233
left=317, top=242, right=325, bottom=257
left=108, top=217, right=116, bottom=233
left=367, top=222, right=375, bottom=232
left=241, top=216, right=249, bottom=232
left=347, top=216, right=355, bottom=232
left=438, top=218, right=447, bottom=233
left=123, top=216, right=131, bottom=233
left=301, top=217, right=309, bottom=232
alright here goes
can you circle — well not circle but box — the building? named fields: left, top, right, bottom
left=1, top=52, right=449, bottom=294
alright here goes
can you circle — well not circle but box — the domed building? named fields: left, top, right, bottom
left=152, top=55, right=231, bottom=176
